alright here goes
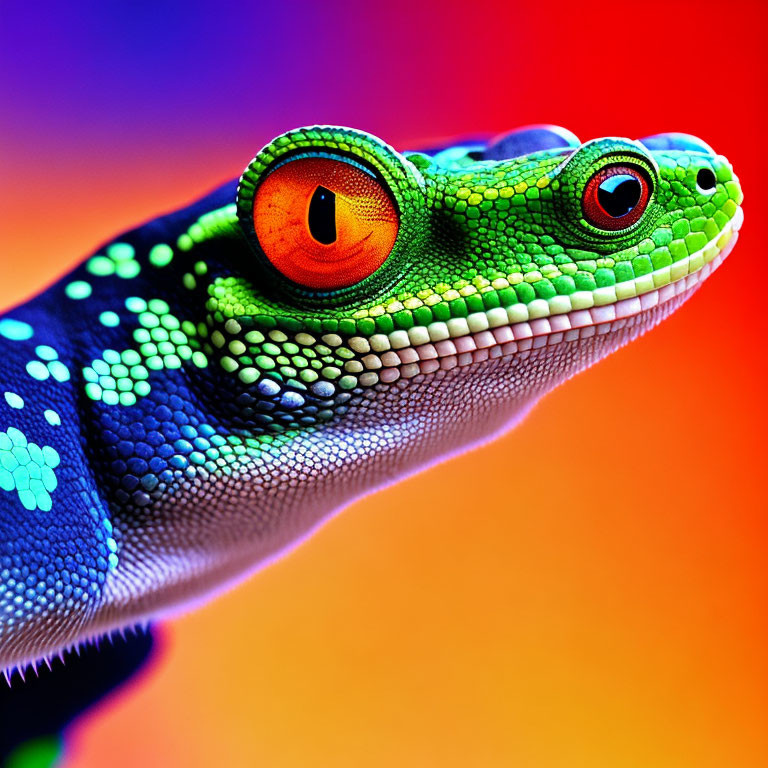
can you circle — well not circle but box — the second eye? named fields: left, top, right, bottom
left=582, top=164, right=651, bottom=231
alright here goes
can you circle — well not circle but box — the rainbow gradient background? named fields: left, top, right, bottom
left=1, top=1, right=767, bottom=765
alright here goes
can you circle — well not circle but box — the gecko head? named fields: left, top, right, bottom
left=199, top=125, right=742, bottom=445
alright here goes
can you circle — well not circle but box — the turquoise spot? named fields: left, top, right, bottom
left=4, top=392, right=23, bottom=409
left=149, top=243, right=174, bottom=267
left=0, top=318, right=33, bottom=341
left=65, top=280, right=92, bottom=300
left=42, top=466, right=56, bottom=492
left=48, top=361, right=70, bottom=382
left=35, top=345, right=58, bottom=361
left=89, top=242, right=139, bottom=280
left=85, top=383, right=102, bottom=400
left=115, top=260, right=140, bottom=279
left=8, top=428, right=26, bottom=447
left=121, top=350, right=141, bottom=366
left=26, top=347, right=70, bottom=383
left=99, top=311, right=120, bottom=327
left=107, top=242, right=135, bottom=261
left=87, top=255, right=115, bottom=276
left=18, top=489, right=36, bottom=510
left=125, top=297, right=147, bottom=313
left=42, top=445, right=60, bottom=468
left=11, top=467, right=28, bottom=491
left=0, top=468, right=13, bottom=491
left=26, top=360, right=50, bottom=381
left=139, top=312, right=159, bottom=328
left=0, top=428, right=59, bottom=510
left=148, top=299, right=170, bottom=314
left=44, top=409, right=61, bottom=427
left=91, top=359, right=110, bottom=376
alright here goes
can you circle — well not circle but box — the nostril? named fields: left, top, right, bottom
left=696, top=168, right=717, bottom=193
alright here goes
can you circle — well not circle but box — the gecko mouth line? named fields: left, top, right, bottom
left=347, top=207, right=743, bottom=384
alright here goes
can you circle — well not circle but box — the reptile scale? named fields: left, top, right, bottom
left=0, top=124, right=743, bottom=760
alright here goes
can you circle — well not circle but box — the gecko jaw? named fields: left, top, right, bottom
left=347, top=206, right=743, bottom=383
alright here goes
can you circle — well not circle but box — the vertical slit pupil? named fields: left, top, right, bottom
left=308, top=186, right=337, bottom=244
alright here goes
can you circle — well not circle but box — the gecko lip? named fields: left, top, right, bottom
left=348, top=206, right=743, bottom=384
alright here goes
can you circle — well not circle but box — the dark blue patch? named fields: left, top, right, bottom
left=484, top=125, right=580, bottom=161
left=638, top=133, right=715, bottom=155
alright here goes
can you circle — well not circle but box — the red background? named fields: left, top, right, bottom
left=1, top=1, right=766, bottom=765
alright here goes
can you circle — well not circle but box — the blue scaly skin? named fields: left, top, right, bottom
left=0, top=125, right=743, bottom=676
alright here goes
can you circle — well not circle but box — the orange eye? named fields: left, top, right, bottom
left=253, top=156, right=399, bottom=290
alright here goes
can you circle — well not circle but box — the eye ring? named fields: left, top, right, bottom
left=238, top=126, right=430, bottom=306
left=582, top=164, right=652, bottom=231
left=251, top=153, right=400, bottom=292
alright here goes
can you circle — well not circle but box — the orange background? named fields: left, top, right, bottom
left=1, top=1, right=767, bottom=766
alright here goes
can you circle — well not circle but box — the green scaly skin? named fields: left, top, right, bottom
left=0, top=126, right=743, bottom=676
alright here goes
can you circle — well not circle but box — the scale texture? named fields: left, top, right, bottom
left=0, top=125, right=743, bottom=681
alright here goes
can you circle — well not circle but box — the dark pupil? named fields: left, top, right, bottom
left=308, top=185, right=336, bottom=244
left=697, top=168, right=716, bottom=191
left=597, top=174, right=642, bottom=218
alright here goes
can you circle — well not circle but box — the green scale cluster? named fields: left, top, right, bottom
left=210, top=318, right=363, bottom=396
left=174, top=203, right=240, bottom=255
left=26, top=345, right=70, bottom=384
left=387, top=145, right=741, bottom=324
left=83, top=298, right=207, bottom=407
left=86, top=242, right=142, bottom=280
left=141, top=425, right=302, bottom=484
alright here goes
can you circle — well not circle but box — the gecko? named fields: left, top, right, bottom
left=0, top=124, right=743, bottom=765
